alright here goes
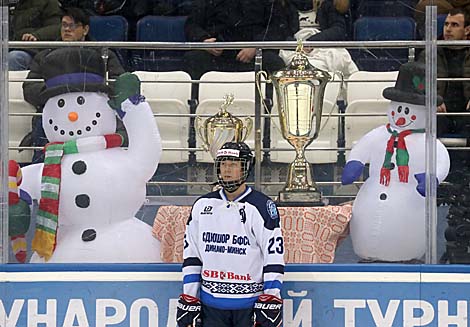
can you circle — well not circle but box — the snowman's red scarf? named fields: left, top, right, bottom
left=380, top=124, right=424, bottom=186
left=32, top=134, right=123, bottom=261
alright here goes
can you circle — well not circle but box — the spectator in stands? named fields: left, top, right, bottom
left=183, top=0, right=298, bottom=97
left=58, top=0, right=97, bottom=15
left=418, top=8, right=470, bottom=137
left=415, top=0, right=470, bottom=39
left=8, top=0, right=61, bottom=70
left=151, top=0, right=193, bottom=15
left=22, top=7, right=126, bottom=163
left=306, top=0, right=350, bottom=41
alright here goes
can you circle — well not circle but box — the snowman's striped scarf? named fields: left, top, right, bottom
left=32, top=134, right=123, bottom=261
left=380, top=124, right=424, bottom=186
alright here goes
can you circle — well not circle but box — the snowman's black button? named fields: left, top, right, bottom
left=393, top=140, right=398, bottom=148
left=389, top=163, right=395, bottom=170
left=72, top=161, right=87, bottom=175
left=380, top=193, right=387, bottom=200
left=75, top=194, right=90, bottom=208
left=82, top=229, right=96, bottom=242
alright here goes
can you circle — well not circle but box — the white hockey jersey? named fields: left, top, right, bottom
left=182, top=187, right=285, bottom=310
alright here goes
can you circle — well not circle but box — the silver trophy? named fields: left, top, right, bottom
left=257, top=42, right=331, bottom=204
left=196, top=94, right=253, bottom=159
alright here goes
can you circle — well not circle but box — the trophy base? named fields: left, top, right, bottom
left=277, top=191, right=325, bottom=207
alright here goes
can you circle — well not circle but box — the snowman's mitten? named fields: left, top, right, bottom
left=414, top=173, right=439, bottom=197
left=108, top=73, right=145, bottom=118
left=8, top=160, right=31, bottom=263
left=9, top=198, right=31, bottom=262
left=342, top=160, right=364, bottom=185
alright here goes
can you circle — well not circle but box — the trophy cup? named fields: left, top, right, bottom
left=196, top=94, right=253, bottom=159
left=257, top=42, right=331, bottom=205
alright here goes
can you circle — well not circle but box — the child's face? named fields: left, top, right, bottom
left=219, top=159, right=243, bottom=182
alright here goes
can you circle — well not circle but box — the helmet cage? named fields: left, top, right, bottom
left=215, top=156, right=251, bottom=193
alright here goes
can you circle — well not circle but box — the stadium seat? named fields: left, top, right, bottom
left=9, top=71, right=36, bottom=163
left=351, top=16, right=416, bottom=71
left=133, top=71, right=191, bottom=163
left=89, top=15, right=128, bottom=41
left=347, top=70, right=398, bottom=103
left=132, top=15, right=187, bottom=71
left=269, top=72, right=342, bottom=164
left=196, top=71, right=259, bottom=163
left=437, top=14, right=447, bottom=38
left=89, top=15, right=129, bottom=68
left=345, top=70, right=398, bottom=150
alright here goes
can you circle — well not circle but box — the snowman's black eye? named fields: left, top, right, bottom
left=58, top=99, right=65, bottom=108
left=397, top=106, right=402, bottom=113
left=404, top=107, right=409, bottom=115
left=77, top=96, right=85, bottom=105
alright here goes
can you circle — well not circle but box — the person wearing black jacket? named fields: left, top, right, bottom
left=8, top=0, right=61, bottom=70
left=183, top=0, right=298, bottom=87
left=22, top=7, right=126, bottom=163
left=307, top=0, right=349, bottom=42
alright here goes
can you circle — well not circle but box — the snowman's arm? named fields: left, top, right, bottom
left=414, top=141, right=451, bottom=197
left=436, top=140, right=451, bottom=183
left=347, top=128, right=380, bottom=164
left=121, top=99, right=162, bottom=179
left=342, top=128, right=381, bottom=184
left=20, top=163, right=44, bottom=201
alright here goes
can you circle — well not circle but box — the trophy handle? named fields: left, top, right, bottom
left=255, top=71, right=272, bottom=115
left=195, top=116, right=209, bottom=150
left=241, top=117, right=253, bottom=142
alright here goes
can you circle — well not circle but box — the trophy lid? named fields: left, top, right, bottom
left=272, top=40, right=331, bottom=82
left=204, top=94, right=244, bottom=128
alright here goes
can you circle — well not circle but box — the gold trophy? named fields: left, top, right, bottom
left=196, top=94, right=253, bottom=159
left=257, top=42, right=331, bottom=205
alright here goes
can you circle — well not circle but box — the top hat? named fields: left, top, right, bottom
left=39, top=47, right=111, bottom=104
left=382, top=62, right=443, bottom=106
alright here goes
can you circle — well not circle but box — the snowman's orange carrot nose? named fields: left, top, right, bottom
left=68, top=112, right=79, bottom=122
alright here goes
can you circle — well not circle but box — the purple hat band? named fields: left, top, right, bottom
left=45, top=73, right=104, bottom=88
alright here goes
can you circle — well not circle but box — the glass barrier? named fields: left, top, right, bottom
left=1, top=6, right=8, bottom=264
left=5, top=1, right=467, bottom=267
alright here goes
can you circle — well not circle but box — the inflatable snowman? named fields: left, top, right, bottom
left=342, top=62, right=450, bottom=262
left=20, top=48, right=163, bottom=263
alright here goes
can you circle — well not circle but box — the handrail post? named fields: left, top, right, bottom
left=424, top=5, right=438, bottom=264
left=254, top=48, right=263, bottom=191
left=1, top=6, right=8, bottom=263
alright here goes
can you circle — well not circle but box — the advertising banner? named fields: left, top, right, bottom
left=1, top=264, right=470, bottom=326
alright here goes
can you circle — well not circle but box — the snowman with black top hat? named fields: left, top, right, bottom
left=19, top=47, right=163, bottom=263
left=342, top=62, right=450, bottom=262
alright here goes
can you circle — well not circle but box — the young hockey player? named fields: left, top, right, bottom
left=177, top=141, right=284, bottom=327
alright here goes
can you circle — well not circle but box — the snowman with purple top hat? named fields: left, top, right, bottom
left=342, top=62, right=450, bottom=262
left=20, top=47, right=163, bottom=263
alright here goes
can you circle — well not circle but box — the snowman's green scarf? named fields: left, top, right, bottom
left=32, top=134, right=123, bottom=261
left=380, top=123, right=424, bottom=186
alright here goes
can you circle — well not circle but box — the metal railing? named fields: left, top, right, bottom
left=7, top=38, right=469, bottom=199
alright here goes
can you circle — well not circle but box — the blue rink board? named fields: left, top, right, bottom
left=2, top=264, right=470, bottom=326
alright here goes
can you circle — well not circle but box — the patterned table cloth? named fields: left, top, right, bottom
left=152, top=204, right=352, bottom=263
